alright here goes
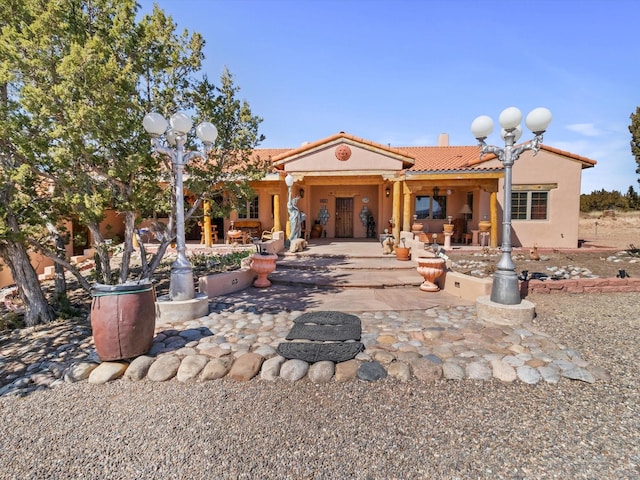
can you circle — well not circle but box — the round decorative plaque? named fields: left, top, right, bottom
left=335, top=145, right=351, bottom=161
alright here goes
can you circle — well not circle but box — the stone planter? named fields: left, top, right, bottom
left=416, top=257, right=446, bottom=292
left=479, top=220, right=491, bottom=232
left=443, top=223, right=454, bottom=234
left=250, top=253, right=278, bottom=287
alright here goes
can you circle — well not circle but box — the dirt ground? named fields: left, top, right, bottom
left=448, top=211, right=640, bottom=279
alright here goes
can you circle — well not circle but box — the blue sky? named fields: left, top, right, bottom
left=138, top=0, right=639, bottom=194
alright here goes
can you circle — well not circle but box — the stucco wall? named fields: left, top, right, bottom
left=484, top=149, right=584, bottom=248
left=286, top=143, right=405, bottom=172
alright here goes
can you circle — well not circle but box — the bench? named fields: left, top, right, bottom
left=228, top=220, right=262, bottom=244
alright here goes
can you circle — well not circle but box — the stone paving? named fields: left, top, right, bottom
left=0, top=298, right=609, bottom=397
left=1, top=240, right=622, bottom=396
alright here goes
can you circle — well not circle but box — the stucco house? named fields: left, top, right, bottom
left=239, top=132, right=596, bottom=250
left=0, top=131, right=596, bottom=289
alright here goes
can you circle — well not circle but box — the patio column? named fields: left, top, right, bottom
left=490, top=191, right=498, bottom=247
left=203, top=200, right=212, bottom=247
left=392, top=180, right=401, bottom=243
left=402, top=190, right=411, bottom=233
left=273, top=193, right=281, bottom=232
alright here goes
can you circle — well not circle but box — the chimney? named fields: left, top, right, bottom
left=438, top=133, right=449, bottom=146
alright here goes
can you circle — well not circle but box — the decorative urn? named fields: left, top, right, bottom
left=250, top=253, right=278, bottom=288
left=416, top=257, right=446, bottom=292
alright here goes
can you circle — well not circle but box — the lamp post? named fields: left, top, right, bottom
left=143, top=111, right=218, bottom=301
left=471, top=106, right=552, bottom=305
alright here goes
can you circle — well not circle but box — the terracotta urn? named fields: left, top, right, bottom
left=479, top=220, right=491, bottom=232
left=416, top=257, right=446, bottom=292
left=411, top=222, right=424, bottom=234
left=443, top=223, right=454, bottom=234
left=250, top=253, right=278, bottom=287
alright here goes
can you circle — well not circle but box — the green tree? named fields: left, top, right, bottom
left=580, top=189, right=628, bottom=212
left=626, top=185, right=639, bottom=210
left=630, top=107, right=640, bottom=186
left=0, top=0, right=266, bottom=326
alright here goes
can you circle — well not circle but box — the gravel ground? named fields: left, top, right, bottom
left=1, top=292, right=638, bottom=479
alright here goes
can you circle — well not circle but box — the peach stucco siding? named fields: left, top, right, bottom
left=282, top=144, right=406, bottom=173
left=484, top=149, right=585, bottom=248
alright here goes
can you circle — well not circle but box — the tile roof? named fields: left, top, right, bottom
left=252, top=133, right=597, bottom=172
left=401, top=146, right=496, bottom=172
left=540, top=145, right=597, bottom=167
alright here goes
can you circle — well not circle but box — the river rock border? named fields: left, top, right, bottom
left=1, top=307, right=612, bottom=397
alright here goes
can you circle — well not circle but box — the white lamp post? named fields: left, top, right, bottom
left=143, top=111, right=218, bottom=301
left=471, top=106, right=552, bottom=305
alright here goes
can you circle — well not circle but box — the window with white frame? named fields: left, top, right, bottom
left=237, top=196, right=259, bottom=219
left=511, top=191, right=548, bottom=220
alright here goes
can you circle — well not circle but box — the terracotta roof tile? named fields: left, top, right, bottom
left=401, top=146, right=497, bottom=172
left=540, top=145, right=597, bottom=168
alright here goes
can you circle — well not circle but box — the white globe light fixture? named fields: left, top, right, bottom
left=169, top=111, right=193, bottom=135
left=471, top=106, right=552, bottom=305
left=525, top=107, right=553, bottom=133
left=498, top=106, right=522, bottom=130
left=470, top=115, right=494, bottom=139
left=285, top=173, right=294, bottom=188
left=143, top=111, right=217, bottom=301
left=142, top=112, right=168, bottom=137
left=501, top=125, right=523, bottom=142
left=196, top=122, right=218, bottom=145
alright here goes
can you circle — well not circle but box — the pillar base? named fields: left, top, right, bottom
left=475, top=295, right=535, bottom=326
left=155, top=293, right=209, bottom=324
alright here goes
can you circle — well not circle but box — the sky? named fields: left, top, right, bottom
left=137, top=0, right=639, bottom=194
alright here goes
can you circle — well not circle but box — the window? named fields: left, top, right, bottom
left=511, top=191, right=548, bottom=220
left=415, top=195, right=447, bottom=220
left=237, top=196, right=259, bottom=219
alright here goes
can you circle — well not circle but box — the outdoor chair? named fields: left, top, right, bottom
left=261, top=227, right=275, bottom=241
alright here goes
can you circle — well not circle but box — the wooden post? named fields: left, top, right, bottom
left=490, top=191, right=498, bottom=247
left=402, top=190, right=412, bottom=234
left=203, top=200, right=212, bottom=247
left=392, top=181, right=401, bottom=243
left=273, top=193, right=281, bottom=232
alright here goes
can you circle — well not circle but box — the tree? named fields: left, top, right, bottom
left=630, top=107, right=640, bottom=186
left=0, top=0, right=267, bottom=325
left=0, top=0, right=58, bottom=326
left=626, top=185, right=639, bottom=210
left=580, top=189, right=628, bottom=212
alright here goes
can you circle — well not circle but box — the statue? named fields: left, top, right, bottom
left=288, top=194, right=302, bottom=241
left=366, top=214, right=376, bottom=238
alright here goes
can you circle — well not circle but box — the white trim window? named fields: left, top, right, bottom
left=237, top=196, right=259, bottom=219
left=511, top=191, right=548, bottom=220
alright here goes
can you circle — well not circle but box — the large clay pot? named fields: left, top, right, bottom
left=90, top=283, right=157, bottom=361
left=311, top=224, right=323, bottom=239
left=416, top=257, right=446, bottom=292
left=395, top=246, right=411, bottom=261
left=251, top=253, right=278, bottom=287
